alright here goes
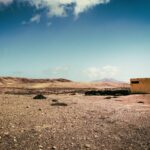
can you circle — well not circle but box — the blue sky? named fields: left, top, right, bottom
left=0, top=0, right=150, bottom=82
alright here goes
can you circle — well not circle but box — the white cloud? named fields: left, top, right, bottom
left=29, top=0, right=110, bottom=17
left=74, top=0, right=110, bottom=16
left=0, top=0, right=110, bottom=17
left=47, top=3, right=67, bottom=17
left=84, top=65, right=119, bottom=79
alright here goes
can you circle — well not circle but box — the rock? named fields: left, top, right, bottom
left=4, top=132, right=9, bottom=136
left=51, top=146, right=56, bottom=150
left=39, top=145, right=43, bottom=148
left=21, top=129, right=24, bottom=133
left=70, top=93, right=76, bottom=95
left=52, top=99, right=59, bottom=103
left=13, top=137, right=17, bottom=142
left=94, top=135, right=98, bottom=138
left=113, top=96, right=118, bottom=98
left=104, top=96, right=112, bottom=99
left=33, top=94, right=46, bottom=100
left=108, top=135, right=111, bottom=138
left=63, top=128, right=66, bottom=131
left=38, top=108, right=42, bottom=111
left=84, top=144, right=90, bottom=148
left=11, top=125, right=15, bottom=128
left=51, top=102, right=68, bottom=107
left=137, top=101, right=144, bottom=104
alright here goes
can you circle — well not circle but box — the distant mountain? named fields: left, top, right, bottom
left=93, top=78, right=126, bottom=83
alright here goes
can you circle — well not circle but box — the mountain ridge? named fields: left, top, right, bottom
left=92, top=78, right=127, bottom=83
left=0, top=77, right=72, bottom=85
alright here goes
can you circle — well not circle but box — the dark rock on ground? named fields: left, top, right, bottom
left=33, top=94, right=46, bottom=100
left=51, top=102, right=68, bottom=107
left=137, top=101, right=144, bottom=104
left=104, top=96, right=112, bottom=99
left=52, top=99, right=59, bottom=103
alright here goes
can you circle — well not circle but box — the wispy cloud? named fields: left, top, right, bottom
left=47, top=22, right=52, bottom=27
left=22, top=14, right=41, bottom=25
left=51, top=66, right=70, bottom=74
left=30, top=14, right=41, bottom=23
left=43, top=66, right=70, bottom=78
left=84, top=65, right=119, bottom=79
left=0, top=0, right=13, bottom=5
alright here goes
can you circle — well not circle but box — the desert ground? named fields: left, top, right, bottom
left=0, top=77, right=150, bottom=150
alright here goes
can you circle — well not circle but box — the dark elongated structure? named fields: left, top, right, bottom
left=85, top=88, right=131, bottom=96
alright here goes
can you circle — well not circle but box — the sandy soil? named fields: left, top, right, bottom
left=0, top=94, right=150, bottom=150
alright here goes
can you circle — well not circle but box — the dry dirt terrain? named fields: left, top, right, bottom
left=0, top=77, right=129, bottom=95
left=0, top=77, right=150, bottom=150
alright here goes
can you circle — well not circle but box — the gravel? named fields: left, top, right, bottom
left=0, top=94, right=150, bottom=150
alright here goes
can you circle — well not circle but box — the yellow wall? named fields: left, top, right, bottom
left=130, top=78, right=150, bottom=94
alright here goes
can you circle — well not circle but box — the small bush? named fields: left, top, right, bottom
left=85, top=88, right=131, bottom=96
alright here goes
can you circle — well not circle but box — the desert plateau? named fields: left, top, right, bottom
left=0, top=77, right=150, bottom=150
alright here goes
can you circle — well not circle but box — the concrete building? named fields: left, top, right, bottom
left=130, top=78, right=150, bottom=94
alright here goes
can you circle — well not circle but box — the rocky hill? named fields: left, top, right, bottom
left=0, top=77, right=72, bottom=86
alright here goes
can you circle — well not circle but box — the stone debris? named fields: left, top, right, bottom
left=51, top=146, right=57, bottom=150
left=0, top=94, right=150, bottom=150
left=33, top=94, right=46, bottom=100
left=13, top=137, right=17, bottom=142
left=4, top=132, right=9, bottom=136
left=51, top=102, right=68, bottom=107
left=39, top=145, right=43, bottom=148
left=137, top=101, right=144, bottom=104
left=84, top=144, right=90, bottom=148
left=104, top=96, right=112, bottom=99
left=52, top=99, right=59, bottom=103
left=94, top=135, right=98, bottom=138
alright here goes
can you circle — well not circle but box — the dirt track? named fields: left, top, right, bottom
left=0, top=94, right=150, bottom=150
